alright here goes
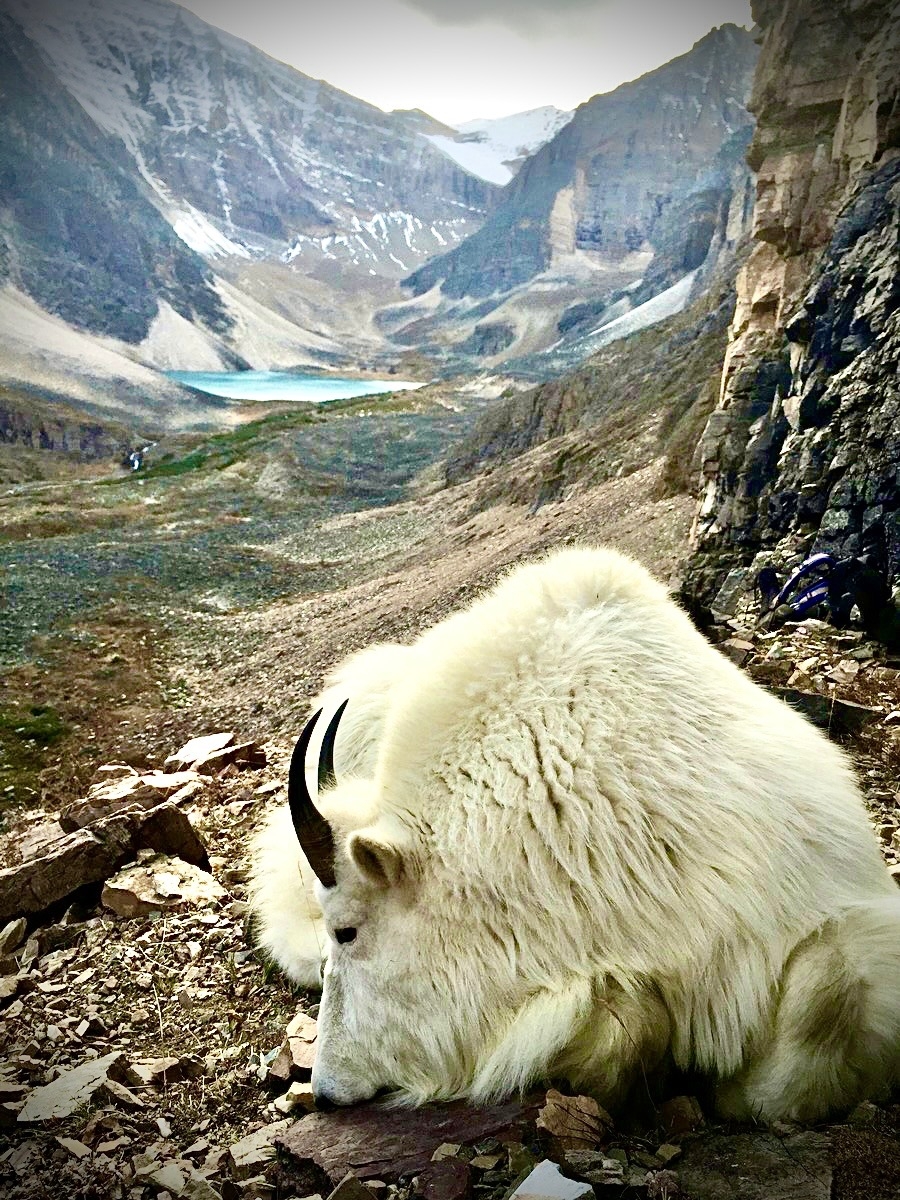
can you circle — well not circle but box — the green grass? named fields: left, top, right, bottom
left=96, top=408, right=325, bottom=485
left=0, top=702, right=68, bottom=811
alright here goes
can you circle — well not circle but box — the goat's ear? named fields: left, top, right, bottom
left=347, top=823, right=409, bottom=888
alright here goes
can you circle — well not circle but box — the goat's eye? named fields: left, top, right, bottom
left=334, top=927, right=357, bottom=945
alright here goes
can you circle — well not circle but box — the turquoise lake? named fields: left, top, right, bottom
left=167, top=369, right=425, bottom=403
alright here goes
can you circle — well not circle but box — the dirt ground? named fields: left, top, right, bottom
left=1, top=435, right=899, bottom=1199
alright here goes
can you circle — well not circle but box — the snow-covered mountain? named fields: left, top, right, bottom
left=0, top=0, right=761, bottom=424
left=424, top=106, right=574, bottom=185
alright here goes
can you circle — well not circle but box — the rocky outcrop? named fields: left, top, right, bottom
left=0, top=396, right=132, bottom=461
left=686, top=0, right=900, bottom=604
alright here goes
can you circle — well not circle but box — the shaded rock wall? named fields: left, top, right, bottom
left=686, top=0, right=900, bottom=604
left=0, top=398, right=132, bottom=460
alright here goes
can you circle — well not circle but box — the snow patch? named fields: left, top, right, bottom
left=424, top=136, right=514, bottom=186
left=172, top=206, right=252, bottom=259
left=424, top=106, right=573, bottom=185
left=586, top=270, right=699, bottom=346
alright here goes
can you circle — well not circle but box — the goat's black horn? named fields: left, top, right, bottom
left=318, top=699, right=348, bottom=792
left=287, top=700, right=348, bottom=888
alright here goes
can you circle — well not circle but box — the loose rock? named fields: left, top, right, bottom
left=17, top=1051, right=124, bottom=1123
left=508, top=1160, right=593, bottom=1200
left=101, top=854, right=226, bottom=918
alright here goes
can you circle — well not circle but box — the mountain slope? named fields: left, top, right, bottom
left=0, top=10, right=229, bottom=346
left=390, top=25, right=757, bottom=371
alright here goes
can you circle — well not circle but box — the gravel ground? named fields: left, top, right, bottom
left=1, top=397, right=898, bottom=1198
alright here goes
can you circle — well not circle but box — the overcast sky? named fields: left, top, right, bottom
left=178, top=0, right=753, bottom=125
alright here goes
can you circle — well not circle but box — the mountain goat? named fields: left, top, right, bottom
left=249, top=545, right=900, bottom=1121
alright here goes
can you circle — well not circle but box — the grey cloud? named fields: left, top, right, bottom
left=398, top=0, right=749, bottom=34
left=397, top=0, right=601, bottom=30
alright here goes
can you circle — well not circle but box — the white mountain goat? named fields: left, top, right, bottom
left=249, top=545, right=900, bottom=1120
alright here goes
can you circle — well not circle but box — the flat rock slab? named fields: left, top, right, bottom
left=18, top=1051, right=124, bottom=1123
left=60, top=771, right=204, bottom=831
left=166, top=732, right=235, bottom=770
left=277, top=1095, right=544, bottom=1185
left=677, top=1130, right=831, bottom=1200
left=102, top=854, right=226, bottom=917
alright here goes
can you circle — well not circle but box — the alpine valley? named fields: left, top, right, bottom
left=0, top=0, right=756, bottom=428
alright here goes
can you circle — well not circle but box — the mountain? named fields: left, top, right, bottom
left=0, top=0, right=765, bottom=428
left=0, top=0, right=498, bottom=421
left=683, top=0, right=900, bottom=612
left=392, top=25, right=758, bottom=371
left=423, top=106, right=574, bottom=185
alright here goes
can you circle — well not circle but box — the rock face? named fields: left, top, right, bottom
left=0, top=396, right=132, bottom=461
left=686, top=0, right=900, bottom=604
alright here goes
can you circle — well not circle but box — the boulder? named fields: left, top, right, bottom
left=0, top=802, right=209, bottom=924
left=59, top=770, right=204, bottom=831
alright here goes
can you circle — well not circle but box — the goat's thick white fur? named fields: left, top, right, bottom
left=249, top=545, right=900, bottom=1119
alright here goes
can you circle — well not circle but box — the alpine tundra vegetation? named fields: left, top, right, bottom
left=250, top=545, right=900, bottom=1121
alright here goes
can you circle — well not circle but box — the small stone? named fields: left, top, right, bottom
left=418, top=1158, right=472, bottom=1200
left=126, top=1057, right=185, bottom=1087
left=273, top=1080, right=316, bottom=1115
left=655, top=1144, right=681, bottom=1165
left=508, top=1160, right=593, bottom=1200
left=536, top=1089, right=612, bottom=1150
left=658, top=1096, right=703, bottom=1139
left=507, top=1144, right=537, bottom=1176
left=432, top=1145, right=463, bottom=1162
left=228, top=1119, right=291, bottom=1180
left=56, top=1136, right=91, bottom=1159
left=327, top=1175, right=375, bottom=1200
left=266, top=1010, right=317, bottom=1085
left=847, top=1101, right=880, bottom=1129
left=157, top=1117, right=173, bottom=1138
left=149, top=1162, right=186, bottom=1194
left=470, top=1155, right=503, bottom=1170
left=101, top=1078, right=145, bottom=1108
left=0, top=918, right=28, bottom=955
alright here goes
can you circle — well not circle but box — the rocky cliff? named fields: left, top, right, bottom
left=686, top=0, right=900, bottom=606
